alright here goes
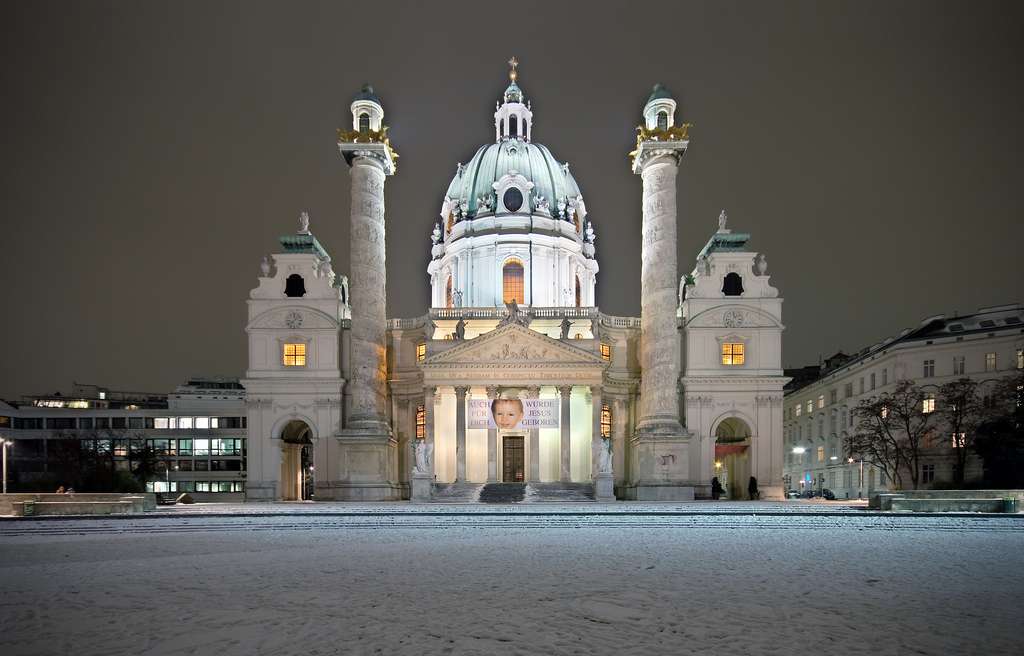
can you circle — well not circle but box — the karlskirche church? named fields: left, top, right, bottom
left=241, top=63, right=787, bottom=503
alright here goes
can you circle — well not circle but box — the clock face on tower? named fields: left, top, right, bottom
left=724, top=310, right=743, bottom=328
left=285, top=312, right=303, bottom=329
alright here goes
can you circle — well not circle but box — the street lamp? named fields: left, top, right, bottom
left=1, top=438, right=11, bottom=494
left=848, top=457, right=864, bottom=499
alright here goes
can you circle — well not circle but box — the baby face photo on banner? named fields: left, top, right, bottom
left=467, top=398, right=560, bottom=430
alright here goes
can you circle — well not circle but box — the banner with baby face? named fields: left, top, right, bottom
left=467, top=398, right=560, bottom=430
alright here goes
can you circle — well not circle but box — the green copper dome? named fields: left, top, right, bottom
left=444, top=139, right=582, bottom=218
left=647, top=82, right=672, bottom=104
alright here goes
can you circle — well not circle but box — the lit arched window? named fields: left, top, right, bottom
left=416, top=404, right=425, bottom=440
left=601, top=404, right=612, bottom=439
left=503, top=258, right=524, bottom=305
left=657, top=111, right=668, bottom=130
left=575, top=276, right=581, bottom=307
left=446, top=277, right=453, bottom=308
left=359, top=112, right=370, bottom=132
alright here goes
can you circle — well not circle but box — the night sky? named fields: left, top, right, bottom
left=2, top=1, right=1021, bottom=401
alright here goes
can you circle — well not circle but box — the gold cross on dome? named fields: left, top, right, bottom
left=509, top=56, right=518, bottom=80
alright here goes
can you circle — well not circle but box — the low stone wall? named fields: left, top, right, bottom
left=870, top=490, right=1022, bottom=512
left=0, top=493, right=156, bottom=516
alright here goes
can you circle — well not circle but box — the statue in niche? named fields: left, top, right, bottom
left=299, top=211, right=310, bottom=234
left=560, top=317, right=571, bottom=340
left=413, top=440, right=434, bottom=474
left=261, top=256, right=271, bottom=277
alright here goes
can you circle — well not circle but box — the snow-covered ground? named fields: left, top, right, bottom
left=1, top=503, right=1021, bottom=656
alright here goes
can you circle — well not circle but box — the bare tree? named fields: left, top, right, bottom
left=848, top=380, right=933, bottom=489
left=935, top=378, right=984, bottom=486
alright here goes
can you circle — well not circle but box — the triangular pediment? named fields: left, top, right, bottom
left=423, top=323, right=606, bottom=366
left=419, top=323, right=607, bottom=387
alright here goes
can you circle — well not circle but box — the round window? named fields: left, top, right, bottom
left=503, top=187, right=524, bottom=213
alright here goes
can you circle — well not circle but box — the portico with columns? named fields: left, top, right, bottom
left=417, top=324, right=608, bottom=484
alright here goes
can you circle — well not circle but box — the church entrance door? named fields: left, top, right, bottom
left=502, top=436, right=525, bottom=482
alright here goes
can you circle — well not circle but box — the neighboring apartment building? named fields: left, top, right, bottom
left=783, top=304, right=1024, bottom=498
left=0, top=379, right=248, bottom=501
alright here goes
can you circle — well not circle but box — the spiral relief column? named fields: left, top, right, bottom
left=336, top=84, right=399, bottom=501
left=629, top=83, right=695, bottom=501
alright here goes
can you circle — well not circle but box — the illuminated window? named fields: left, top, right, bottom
left=795, top=404, right=802, bottom=417
left=922, top=392, right=935, bottom=413
left=416, top=343, right=426, bottom=361
left=503, top=258, right=524, bottom=304
left=600, top=343, right=611, bottom=361
left=817, top=394, right=824, bottom=409
left=722, top=343, right=744, bottom=365
left=817, top=445, right=824, bottom=462
left=1018, top=349, right=1023, bottom=369
left=953, top=432, right=966, bottom=448
left=985, top=352, right=996, bottom=372
left=601, top=404, right=611, bottom=439
left=416, top=405, right=425, bottom=440
left=806, top=400, right=813, bottom=414
left=284, top=343, right=306, bottom=366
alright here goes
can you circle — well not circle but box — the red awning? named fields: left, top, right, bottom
left=715, top=444, right=749, bottom=457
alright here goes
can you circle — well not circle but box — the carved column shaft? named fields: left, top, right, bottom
left=637, top=154, right=684, bottom=435
left=347, top=156, right=389, bottom=430
left=423, top=386, right=436, bottom=478
left=454, top=386, right=468, bottom=482
left=559, top=385, right=573, bottom=482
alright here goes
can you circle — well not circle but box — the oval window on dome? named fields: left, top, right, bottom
left=503, top=187, right=524, bottom=213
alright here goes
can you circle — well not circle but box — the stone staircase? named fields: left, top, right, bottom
left=429, top=482, right=596, bottom=504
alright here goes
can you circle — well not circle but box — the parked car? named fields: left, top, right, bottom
left=821, top=488, right=836, bottom=500
left=786, top=489, right=801, bottom=499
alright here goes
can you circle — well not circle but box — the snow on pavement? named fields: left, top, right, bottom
left=0, top=504, right=1021, bottom=656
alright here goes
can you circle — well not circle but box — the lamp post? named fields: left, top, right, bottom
left=848, top=457, right=864, bottom=499
left=1, top=438, right=11, bottom=494
left=793, top=447, right=805, bottom=496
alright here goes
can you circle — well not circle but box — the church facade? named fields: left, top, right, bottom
left=241, top=65, right=788, bottom=503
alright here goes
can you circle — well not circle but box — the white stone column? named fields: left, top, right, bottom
left=423, top=385, right=436, bottom=476
left=347, top=155, right=389, bottom=431
left=631, top=139, right=694, bottom=501
left=527, top=386, right=541, bottom=482
left=558, top=385, right=572, bottom=482
left=590, top=384, right=603, bottom=479
left=454, top=386, right=468, bottom=482
left=486, top=386, right=499, bottom=482
left=637, top=154, right=684, bottom=437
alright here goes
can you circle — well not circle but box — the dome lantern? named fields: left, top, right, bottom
left=494, top=57, right=533, bottom=142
